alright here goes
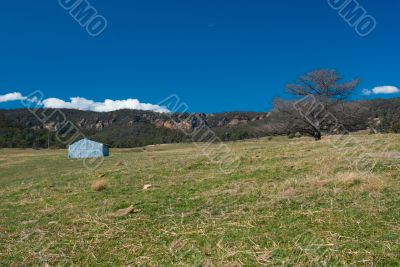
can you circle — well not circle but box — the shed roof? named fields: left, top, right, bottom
left=69, top=138, right=111, bottom=147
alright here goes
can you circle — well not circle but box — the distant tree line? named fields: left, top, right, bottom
left=0, top=110, right=269, bottom=149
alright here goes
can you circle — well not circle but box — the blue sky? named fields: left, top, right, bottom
left=0, top=0, right=399, bottom=112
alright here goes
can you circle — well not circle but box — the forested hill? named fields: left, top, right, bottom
left=0, top=109, right=268, bottom=148
left=1, top=97, right=400, bottom=148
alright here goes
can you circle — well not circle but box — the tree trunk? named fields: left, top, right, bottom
left=313, top=131, right=322, bottom=140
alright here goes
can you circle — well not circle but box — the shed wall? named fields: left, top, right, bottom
left=68, top=139, right=107, bottom=158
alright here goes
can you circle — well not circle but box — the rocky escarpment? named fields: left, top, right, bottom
left=5, top=109, right=268, bottom=132
left=3, top=97, right=400, bottom=148
left=0, top=109, right=271, bottom=148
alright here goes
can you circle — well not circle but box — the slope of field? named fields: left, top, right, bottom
left=1, top=134, right=400, bottom=265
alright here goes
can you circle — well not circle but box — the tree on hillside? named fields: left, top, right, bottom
left=272, top=69, right=360, bottom=140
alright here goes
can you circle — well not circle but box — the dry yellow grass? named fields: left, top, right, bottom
left=335, top=171, right=360, bottom=183
left=280, top=187, right=300, bottom=198
left=91, top=179, right=108, bottom=192
left=1, top=134, right=400, bottom=266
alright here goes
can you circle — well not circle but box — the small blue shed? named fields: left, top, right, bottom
left=68, top=138, right=109, bottom=158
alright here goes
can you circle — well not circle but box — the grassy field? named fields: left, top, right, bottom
left=1, top=134, right=400, bottom=266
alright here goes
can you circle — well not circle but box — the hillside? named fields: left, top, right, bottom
left=0, top=109, right=268, bottom=148
left=1, top=97, right=400, bottom=148
left=1, top=134, right=399, bottom=265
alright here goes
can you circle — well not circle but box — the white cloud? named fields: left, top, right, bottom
left=42, top=97, right=96, bottom=110
left=362, top=86, right=400, bottom=96
left=0, top=92, right=26, bottom=102
left=0, top=92, right=169, bottom=113
left=42, top=97, right=169, bottom=113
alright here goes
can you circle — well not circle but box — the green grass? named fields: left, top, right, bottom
left=1, top=134, right=400, bottom=266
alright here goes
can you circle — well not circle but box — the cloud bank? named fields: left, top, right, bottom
left=362, top=86, right=400, bottom=96
left=0, top=92, right=169, bottom=113
left=0, top=92, right=26, bottom=103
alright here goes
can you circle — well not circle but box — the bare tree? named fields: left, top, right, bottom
left=271, top=69, right=360, bottom=140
